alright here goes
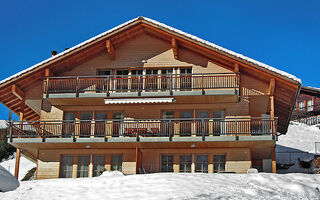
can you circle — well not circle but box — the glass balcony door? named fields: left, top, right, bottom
left=116, top=70, right=129, bottom=91
left=213, top=111, right=225, bottom=135
left=131, top=70, right=143, bottom=91
left=80, top=112, right=92, bottom=137
left=95, top=112, right=108, bottom=137
left=63, top=112, right=76, bottom=137
left=180, top=111, right=192, bottom=136
left=197, top=111, right=210, bottom=136
left=145, top=69, right=158, bottom=91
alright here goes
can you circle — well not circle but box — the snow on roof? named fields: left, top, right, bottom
left=302, top=86, right=320, bottom=93
left=0, top=16, right=301, bottom=86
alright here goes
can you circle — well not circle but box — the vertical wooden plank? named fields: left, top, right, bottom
left=272, top=146, right=276, bottom=173
left=135, top=147, right=139, bottom=174
left=173, top=154, right=179, bottom=173
left=72, top=156, right=78, bottom=178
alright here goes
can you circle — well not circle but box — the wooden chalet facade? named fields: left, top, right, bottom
left=0, top=17, right=301, bottom=179
left=292, top=86, right=320, bottom=125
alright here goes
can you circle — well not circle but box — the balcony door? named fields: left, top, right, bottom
left=162, top=111, right=174, bottom=136
left=180, top=68, right=192, bottom=90
left=180, top=111, right=192, bottom=136
left=80, top=112, right=92, bottom=137
left=97, top=70, right=111, bottom=91
left=197, top=111, right=210, bottom=136
left=63, top=112, right=76, bottom=137
left=95, top=112, right=108, bottom=137
left=146, top=69, right=158, bottom=91
left=113, top=112, right=124, bottom=137
left=160, top=69, right=173, bottom=90
left=213, top=111, right=225, bottom=135
left=116, top=70, right=128, bottom=91
left=131, top=70, right=143, bottom=91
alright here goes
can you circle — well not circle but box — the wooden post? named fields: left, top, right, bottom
left=14, top=148, right=21, bottom=179
left=135, top=147, right=139, bottom=174
left=15, top=100, right=25, bottom=179
left=272, top=146, right=276, bottom=173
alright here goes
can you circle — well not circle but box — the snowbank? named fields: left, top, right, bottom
left=100, top=170, right=124, bottom=177
left=0, top=173, right=319, bottom=199
left=0, top=165, right=19, bottom=192
left=277, top=123, right=320, bottom=154
left=0, top=154, right=36, bottom=181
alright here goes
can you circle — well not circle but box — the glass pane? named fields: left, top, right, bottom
left=132, top=70, right=143, bottom=75
left=113, top=112, right=124, bottom=120
left=80, top=112, right=92, bottom=120
left=93, top=155, right=105, bottom=177
left=96, top=112, right=108, bottom=120
left=98, top=70, right=110, bottom=75
left=111, top=155, right=122, bottom=171
left=77, top=156, right=90, bottom=178
left=198, top=111, right=210, bottom=119
left=117, top=70, right=128, bottom=75
left=163, top=111, right=174, bottom=119
left=64, top=112, right=76, bottom=120
left=213, top=111, right=225, bottom=119
left=61, top=156, right=73, bottom=178
left=180, top=111, right=192, bottom=119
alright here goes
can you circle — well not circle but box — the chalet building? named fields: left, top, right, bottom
left=292, top=86, right=320, bottom=125
left=0, top=17, right=301, bottom=179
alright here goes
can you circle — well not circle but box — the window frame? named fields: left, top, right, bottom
left=111, top=155, right=123, bottom=172
left=179, top=154, right=192, bottom=173
left=195, top=154, right=209, bottom=173
left=213, top=155, right=226, bottom=173
left=160, top=154, right=174, bottom=172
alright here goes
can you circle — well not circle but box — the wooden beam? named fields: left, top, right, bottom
left=11, top=85, right=24, bottom=100
left=172, top=38, right=178, bottom=59
left=269, top=78, right=275, bottom=96
left=234, top=63, right=239, bottom=73
left=44, top=68, right=54, bottom=77
left=106, top=40, right=115, bottom=60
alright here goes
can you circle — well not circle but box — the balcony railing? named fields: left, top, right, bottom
left=43, top=73, right=239, bottom=96
left=8, top=117, right=277, bottom=140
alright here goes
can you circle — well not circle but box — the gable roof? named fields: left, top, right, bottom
left=0, top=16, right=301, bottom=87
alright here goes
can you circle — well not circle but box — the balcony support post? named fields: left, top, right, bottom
left=272, top=145, right=276, bottom=173
left=15, top=101, right=25, bottom=179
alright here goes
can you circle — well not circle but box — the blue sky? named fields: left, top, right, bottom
left=0, top=0, right=319, bottom=120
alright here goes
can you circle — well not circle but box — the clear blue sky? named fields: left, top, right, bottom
left=0, top=0, right=319, bottom=120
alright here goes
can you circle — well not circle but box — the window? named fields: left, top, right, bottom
left=60, top=156, right=74, bottom=178
left=196, top=155, right=208, bottom=173
left=179, top=155, right=192, bottom=173
left=77, top=156, right=90, bottom=178
left=298, top=101, right=305, bottom=111
left=161, top=155, right=174, bottom=172
left=213, top=155, right=226, bottom=173
left=111, top=155, right=122, bottom=171
left=116, top=70, right=129, bottom=90
left=307, top=100, right=314, bottom=111
left=93, top=155, right=106, bottom=177
left=163, top=111, right=174, bottom=120
left=97, top=70, right=111, bottom=76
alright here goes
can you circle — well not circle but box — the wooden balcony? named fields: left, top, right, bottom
left=8, top=117, right=277, bottom=142
left=43, top=73, right=240, bottom=98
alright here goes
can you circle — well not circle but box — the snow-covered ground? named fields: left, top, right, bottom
left=0, top=172, right=319, bottom=200
left=1, top=123, right=320, bottom=199
left=277, top=122, right=320, bottom=154
left=0, top=153, right=36, bottom=181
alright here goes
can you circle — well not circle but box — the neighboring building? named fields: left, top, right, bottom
left=0, top=17, right=301, bottom=179
left=292, top=86, right=320, bottom=125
